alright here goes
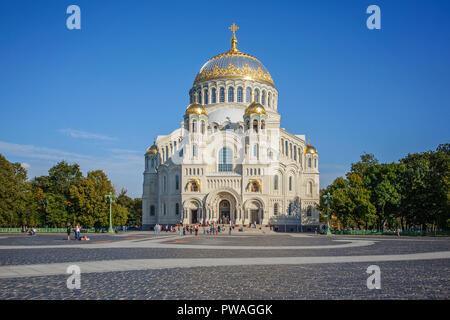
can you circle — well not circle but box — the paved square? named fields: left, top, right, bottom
left=0, top=232, right=449, bottom=299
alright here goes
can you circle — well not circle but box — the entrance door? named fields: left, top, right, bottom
left=219, top=200, right=230, bottom=224
left=191, top=209, right=198, bottom=224
left=250, top=210, right=260, bottom=225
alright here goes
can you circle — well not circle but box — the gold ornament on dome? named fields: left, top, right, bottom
left=305, top=138, right=318, bottom=154
left=185, top=102, right=207, bottom=116
left=146, top=139, right=158, bottom=154
left=245, top=101, right=267, bottom=115
left=193, top=23, right=275, bottom=87
left=194, top=62, right=274, bottom=87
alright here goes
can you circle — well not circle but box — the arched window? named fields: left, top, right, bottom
left=204, top=89, right=208, bottom=104
left=285, top=141, right=288, bottom=156
left=192, top=120, right=197, bottom=133
left=314, top=158, right=317, bottom=168
left=289, top=176, right=292, bottom=191
left=173, top=141, right=177, bottom=151
left=237, top=87, right=243, bottom=102
left=193, top=144, right=197, bottom=157
left=228, top=87, right=234, bottom=102
left=274, top=203, right=278, bottom=216
left=262, top=91, right=266, bottom=105
left=274, top=175, right=279, bottom=190
left=212, top=88, right=217, bottom=103
left=198, top=91, right=202, bottom=104
left=165, top=146, right=169, bottom=159
left=219, top=87, right=225, bottom=102
left=253, top=119, right=258, bottom=132
left=308, top=181, right=313, bottom=194
left=294, top=146, right=297, bottom=161
left=261, top=120, right=265, bottom=130
left=253, top=144, right=258, bottom=158
left=163, top=203, right=166, bottom=215
left=150, top=205, right=155, bottom=216
left=308, top=158, right=312, bottom=168
left=268, top=92, right=272, bottom=107
left=151, top=158, right=155, bottom=168
left=179, top=147, right=183, bottom=158
left=307, top=206, right=312, bottom=217
left=218, top=147, right=233, bottom=172
left=176, top=203, right=180, bottom=215
left=175, top=175, right=179, bottom=190
left=255, top=89, right=260, bottom=102
left=246, top=87, right=252, bottom=103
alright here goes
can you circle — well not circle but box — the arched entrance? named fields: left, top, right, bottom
left=205, top=188, right=241, bottom=224
left=219, top=199, right=231, bottom=224
left=244, top=199, right=264, bottom=226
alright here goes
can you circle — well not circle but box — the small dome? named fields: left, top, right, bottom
left=245, top=102, right=266, bottom=115
left=185, top=103, right=207, bottom=116
left=305, top=140, right=317, bottom=154
left=146, top=140, right=158, bottom=154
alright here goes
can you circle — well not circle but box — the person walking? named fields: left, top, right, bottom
left=66, top=223, right=71, bottom=241
left=76, top=224, right=81, bottom=240
left=195, top=224, right=199, bottom=236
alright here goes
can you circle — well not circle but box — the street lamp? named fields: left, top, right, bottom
left=105, top=192, right=115, bottom=233
left=323, top=192, right=333, bottom=235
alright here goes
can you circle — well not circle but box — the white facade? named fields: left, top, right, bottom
left=142, top=27, right=320, bottom=231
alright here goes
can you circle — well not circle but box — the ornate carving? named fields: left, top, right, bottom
left=194, top=62, right=274, bottom=87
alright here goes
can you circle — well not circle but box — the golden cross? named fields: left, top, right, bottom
left=229, top=23, right=239, bottom=36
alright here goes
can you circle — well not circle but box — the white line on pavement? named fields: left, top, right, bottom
left=0, top=251, right=449, bottom=279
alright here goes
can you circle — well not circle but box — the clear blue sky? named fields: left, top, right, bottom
left=0, top=0, right=449, bottom=198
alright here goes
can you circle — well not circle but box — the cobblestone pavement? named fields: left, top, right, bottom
left=0, top=233, right=449, bottom=299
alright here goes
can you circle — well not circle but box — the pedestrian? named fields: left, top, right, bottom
left=195, top=224, right=199, bottom=236
left=76, top=224, right=81, bottom=240
left=229, top=226, right=232, bottom=235
left=66, top=223, right=71, bottom=241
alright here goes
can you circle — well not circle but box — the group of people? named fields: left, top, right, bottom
left=66, top=223, right=88, bottom=241
left=153, top=223, right=172, bottom=235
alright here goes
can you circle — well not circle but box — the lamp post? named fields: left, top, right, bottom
left=323, top=192, right=333, bottom=235
left=105, top=192, right=115, bottom=233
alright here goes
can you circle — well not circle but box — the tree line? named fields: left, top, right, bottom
left=0, top=155, right=142, bottom=228
left=319, top=144, right=450, bottom=231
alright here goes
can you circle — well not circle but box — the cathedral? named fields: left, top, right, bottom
left=142, top=24, right=320, bottom=232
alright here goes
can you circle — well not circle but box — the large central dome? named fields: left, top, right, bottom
left=193, top=24, right=274, bottom=87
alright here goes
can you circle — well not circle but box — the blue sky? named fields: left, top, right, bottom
left=0, top=0, right=449, bottom=198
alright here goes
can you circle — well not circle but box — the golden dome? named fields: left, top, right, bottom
left=193, top=24, right=274, bottom=87
left=305, top=139, right=317, bottom=154
left=146, top=141, right=158, bottom=155
left=185, top=103, right=207, bottom=116
left=245, top=102, right=266, bottom=115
